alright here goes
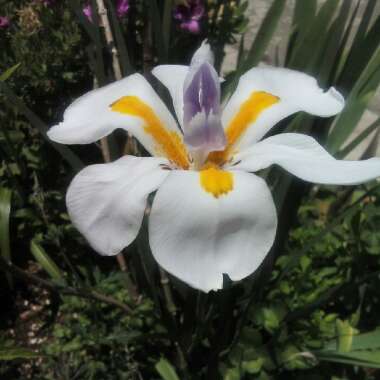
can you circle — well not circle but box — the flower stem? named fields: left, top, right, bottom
left=96, top=0, right=123, bottom=80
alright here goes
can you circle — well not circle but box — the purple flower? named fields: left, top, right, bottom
left=83, top=3, right=93, bottom=22
left=174, top=0, right=205, bottom=34
left=116, top=0, right=129, bottom=18
left=83, top=0, right=129, bottom=22
left=0, top=16, right=10, bottom=29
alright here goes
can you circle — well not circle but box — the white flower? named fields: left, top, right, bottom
left=48, top=43, right=380, bottom=292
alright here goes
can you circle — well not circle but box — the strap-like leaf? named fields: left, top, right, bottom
left=30, top=240, right=64, bottom=282
left=155, top=358, right=180, bottom=380
left=0, top=188, right=12, bottom=287
left=0, top=64, right=21, bottom=82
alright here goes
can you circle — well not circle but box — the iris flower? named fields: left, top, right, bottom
left=48, top=43, right=380, bottom=292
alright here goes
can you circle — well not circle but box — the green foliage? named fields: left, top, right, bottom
left=155, top=358, right=180, bottom=380
left=39, top=272, right=169, bottom=380
left=222, top=184, right=380, bottom=379
left=0, top=1, right=380, bottom=379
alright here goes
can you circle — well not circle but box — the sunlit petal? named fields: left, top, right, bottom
left=48, top=74, right=188, bottom=167
left=221, top=67, right=344, bottom=153
left=67, top=155, right=169, bottom=256
left=231, top=133, right=380, bottom=185
left=149, top=170, right=277, bottom=292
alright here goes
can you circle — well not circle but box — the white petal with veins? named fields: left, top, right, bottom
left=149, top=170, right=277, bottom=292
left=222, top=66, right=344, bottom=150
left=231, top=133, right=380, bottom=185
left=67, top=155, right=169, bottom=256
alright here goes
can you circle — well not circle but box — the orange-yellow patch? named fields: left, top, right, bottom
left=111, top=96, right=189, bottom=169
left=200, top=167, right=234, bottom=198
left=208, top=91, right=279, bottom=165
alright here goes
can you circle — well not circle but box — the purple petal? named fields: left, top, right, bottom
left=116, top=0, right=129, bottom=18
left=83, top=4, right=93, bottom=22
left=0, top=16, right=10, bottom=28
left=184, top=62, right=220, bottom=123
left=180, top=20, right=201, bottom=34
left=182, top=45, right=226, bottom=153
left=174, top=0, right=205, bottom=34
left=184, top=112, right=226, bottom=151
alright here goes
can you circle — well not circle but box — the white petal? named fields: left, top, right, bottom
left=190, top=41, right=214, bottom=67
left=67, top=155, right=169, bottom=256
left=231, top=133, right=380, bottom=185
left=222, top=66, right=344, bottom=150
left=48, top=74, right=182, bottom=158
left=149, top=170, right=277, bottom=292
left=152, top=65, right=188, bottom=128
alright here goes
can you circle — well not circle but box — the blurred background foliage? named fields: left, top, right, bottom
left=1, top=0, right=380, bottom=379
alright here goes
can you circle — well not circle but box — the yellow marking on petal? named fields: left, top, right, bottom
left=208, top=91, right=279, bottom=165
left=200, top=167, right=234, bottom=198
left=111, top=96, right=189, bottom=169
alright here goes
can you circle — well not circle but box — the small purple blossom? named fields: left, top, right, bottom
left=83, top=4, right=93, bottom=22
left=174, top=0, right=205, bottom=34
left=116, top=0, right=129, bottom=18
left=0, top=16, right=10, bottom=29
left=83, top=0, right=129, bottom=23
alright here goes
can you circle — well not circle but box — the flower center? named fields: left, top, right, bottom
left=199, top=165, right=234, bottom=198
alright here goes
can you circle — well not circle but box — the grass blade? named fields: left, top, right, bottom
left=0, top=188, right=12, bottom=287
left=155, top=358, right=180, bottom=380
left=242, top=0, right=286, bottom=70
left=292, top=0, right=317, bottom=33
left=328, top=48, right=380, bottom=152
left=162, top=0, right=173, bottom=60
left=288, top=0, right=340, bottom=70
left=0, top=347, right=41, bottom=360
left=0, top=64, right=21, bottom=82
left=30, top=240, right=64, bottom=282
left=337, top=116, right=380, bottom=158
left=223, top=0, right=286, bottom=98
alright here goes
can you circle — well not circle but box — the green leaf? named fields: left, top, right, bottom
left=162, top=0, right=174, bottom=60
left=30, top=240, right=64, bottom=282
left=288, top=0, right=340, bottom=70
left=149, top=0, right=165, bottom=64
left=293, top=0, right=317, bottom=34
left=314, top=349, right=380, bottom=369
left=0, top=347, right=41, bottom=360
left=324, top=328, right=380, bottom=351
left=243, top=0, right=286, bottom=69
left=317, top=0, right=351, bottom=83
left=314, top=328, right=380, bottom=369
left=0, top=188, right=12, bottom=287
left=337, top=117, right=380, bottom=158
left=335, top=319, right=358, bottom=353
left=224, top=0, right=286, bottom=99
left=0, top=64, right=21, bottom=82
left=339, top=10, right=380, bottom=91
left=327, top=48, right=380, bottom=152
left=155, top=358, right=180, bottom=380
